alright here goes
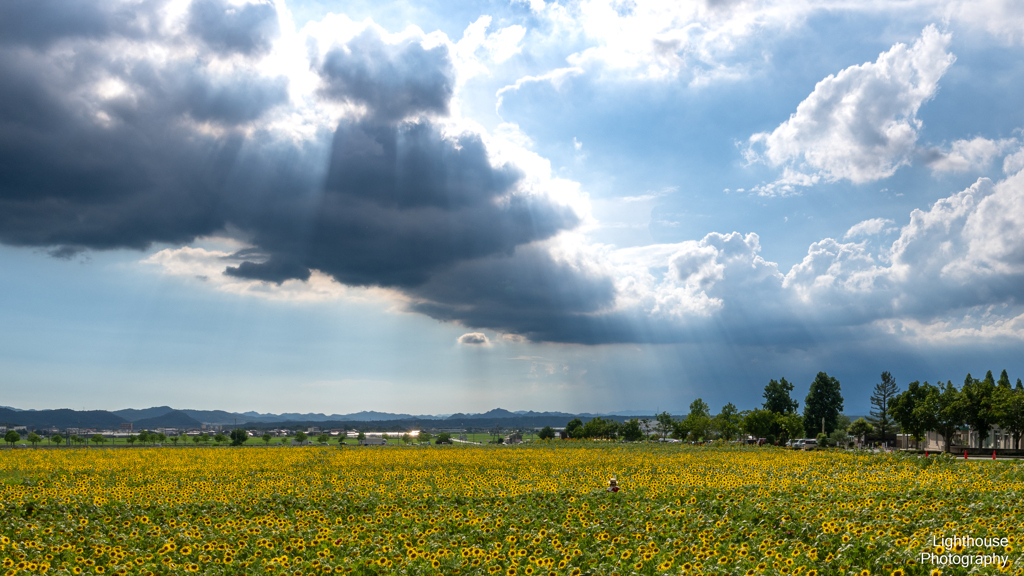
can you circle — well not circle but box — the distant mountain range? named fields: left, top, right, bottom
left=0, top=405, right=661, bottom=430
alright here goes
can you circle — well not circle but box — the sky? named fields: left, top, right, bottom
left=2, top=0, right=1024, bottom=416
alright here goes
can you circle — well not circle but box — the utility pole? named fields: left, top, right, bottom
left=821, top=417, right=824, bottom=435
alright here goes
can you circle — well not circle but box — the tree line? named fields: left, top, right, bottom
left=545, top=368, right=1022, bottom=451
left=879, top=369, right=1024, bottom=451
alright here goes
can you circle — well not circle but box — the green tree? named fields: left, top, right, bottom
left=338, top=431, right=348, bottom=444
left=671, top=418, right=691, bottom=441
left=192, top=435, right=201, bottom=445
left=688, top=398, right=710, bottom=419
left=848, top=418, right=874, bottom=445
left=69, top=434, right=81, bottom=446
left=961, top=372, right=997, bottom=448
left=317, top=433, right=329, bottom=444
left=742, top=409, right=777, bottom=440
left=262, top=433, right=272, bottom=445
left=803, top=372, right=844, bottom=436
left=928, top=380, right=963, bottom=452
left=889, top=381, right=935, bottom=448
left=138, top=431, right=151, bottom=445
left=655, top=411, right=675, bottom=440
left=998, top=369, right=1012, bottom=389
left=777, top=413, right=804, bottom=444
left=230, top=429, right=249, bottom=446
left=91, top=434, right=106, bottom=446
left=50, top=434, right=63, bottom=446
left=995, top=377, right=1024, bottom=449
left=619, top=420, right=643, bottom=442
left=200, top=433, right=211, bottom=445
left=126, top=434, right=137, bottom=446
left=436, top=432, right=452, bottom=444
left=537, top=426, right=556, bottom=440
left=213, top=433, right=228, bottom=445
left=417, top=432, right=429, bottom=443
left=5, top=430, right=21, bottom=446
left=581, top=417, right=619, bottom=439
left=356, top=431, right=366, bottom=442
left=763, top=378, right=799, bottom=414
left=713, top=403, right=741, bottom=441
left=27, top=432, right=41, bottom=447
left=402, top=433, right=412, bottom=444
left=156, top=433, right=166, bottom=444
left=294, top=431, right=307, bottom=444
left=565, top=418, right=584, bottom=439
left=868, top=371, right=899, bottom=440
left=170, top=436, right=179, bottom=446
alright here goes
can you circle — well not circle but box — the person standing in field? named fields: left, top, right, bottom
left=607, top=478, right=620, bottom=493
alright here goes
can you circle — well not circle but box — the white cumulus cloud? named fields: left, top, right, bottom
left=749, top=25, right=954, bottom=191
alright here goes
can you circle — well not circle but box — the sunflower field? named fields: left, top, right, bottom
left=2, top=444, right=1023, bottom=576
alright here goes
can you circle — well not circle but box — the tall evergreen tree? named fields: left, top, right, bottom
left=998, top=369, right=1012, bottom=389
left=803, top=372, right=844, bottom=436
left=868, top=371, right=899, bottom=440
left=763, top=378, right=799, bottom=414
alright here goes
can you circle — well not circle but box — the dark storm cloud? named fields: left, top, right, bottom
left=188, top=0, right=280, bottom=56
left=0, top=1, right=293, bottom=253
left=0, top=4, right=612, bottom=343
left=407, top=245, right=621, bottom=343
left=318, top=29, right=453, bottom=121
left=165, top=65, right=290, bottom=125
left=0, top=0, right=158, bottom=48
left=225, top=119, right=580, bottom=286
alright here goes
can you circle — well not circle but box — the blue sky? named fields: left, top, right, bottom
left=2, top=0, right=1024, bottom=416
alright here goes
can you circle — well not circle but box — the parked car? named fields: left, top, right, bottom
left=801, top=439, right=818, bottom=450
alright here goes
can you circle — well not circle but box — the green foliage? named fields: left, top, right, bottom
left=126, top=435, right=137, bottom=446
left=995, top=375, right=1024, bottom=449
left=262, top=433, right=272, bottom=445
left=565, top=418, right=584, bottom=439
left=815, top=432, right=830, bottom=448
left=5, top=430, right=21, bottom=446
left=580, top=417, right=619, bottom=440
left=317, top=433, right=330, bottom=444
left=91, top=434, right=106, bottom=445
left=868, top=371, right=899, bottom=439
left=847, top=418, right=874, bottom=443
left=436, top=432, right=452, bottom=444
left=294, top=431, right=307, bottom=444
left=889, top=381, right=937, bottom=447
left=138, top=431, right=151, bottom=445
left=688, top=398, right=710, bottom=419
left=655, top=412, right=674, bottom=439
left=213, top=433, right=228, bottom=445
left=231, top=429, right=249, bottom=446
left=713, top=403, right=741, bottom=441
left=741, top=409, right=776, bottom=439
left=803, top=372, right=844, bottom=436
left=27, top=433, right=41, bottom=446
left=933, top=381, right=964, bottom=452
left=961, top=373, right=997, bottom=448
left=777, top=413, right=804, bottom=444
left=762, top=378, right=798, bottom=414
left=619, top=420, right=643, bottom=442
left=537, top=426, right=556, bottom=440
left=357, top=431, right=367, bottom=441
left=50, top=434, right=63, bottom=446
